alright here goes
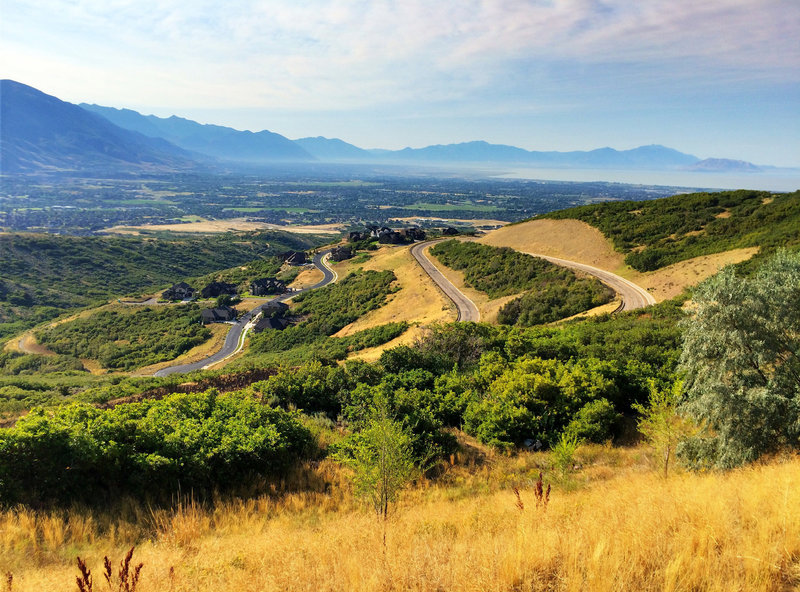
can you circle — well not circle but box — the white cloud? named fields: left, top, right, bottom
left=4, top=0, right=797, bottom=111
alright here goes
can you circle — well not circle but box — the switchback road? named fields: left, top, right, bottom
left=410, top=241, right=480, bottom=322
left=154, top=249, right=336, bottom=377
left=522, top=252, right=656, bottom=311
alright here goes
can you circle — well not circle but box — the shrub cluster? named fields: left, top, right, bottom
left=0, top=390, right=311, bottom=505
left=36, top=305, right=210, bottom=371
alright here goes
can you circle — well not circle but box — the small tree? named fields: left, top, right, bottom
left=337, top=403, right=418, bottom=548
left=633, top=380, right=691, bottom=477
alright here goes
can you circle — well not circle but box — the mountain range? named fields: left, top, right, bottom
left=1, top=80, right=765, bottom=174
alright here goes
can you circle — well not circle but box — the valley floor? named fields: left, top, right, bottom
left=4, top=444, right=798, bottom=591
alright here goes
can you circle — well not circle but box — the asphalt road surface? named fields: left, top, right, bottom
left=154, top=249, right=336, bottom=377
left=523, top=252, right=656, bottom=312
left=410, top=241, right=481, bottom=322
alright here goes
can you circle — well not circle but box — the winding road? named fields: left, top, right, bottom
left=410, top=241, right=481, bottom=322
left=153, top=250, right=336, bottom=377
left=410, top=240, right=655, bottom=322
left=521, top=252, right=656, bottom=312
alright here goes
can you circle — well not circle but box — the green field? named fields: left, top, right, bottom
left=402, top=202, right=500, bottom=213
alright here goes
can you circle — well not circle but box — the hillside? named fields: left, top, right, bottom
left=540, top=189, right=800, bottom=271
left=0, top=80, right=196, bottom=173
left=0, top=230, right=322, bottom=340
left=3, top=445, right=798, bottom=591
left=82, top=103, right=314, bottom=163
left=2, top=189, right=800, bottom=590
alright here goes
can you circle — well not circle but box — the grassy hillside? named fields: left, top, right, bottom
left=2, top=445, right=797, bottom=591
left=35, top=305, right=211, bottom=371
left=540, top=189, right=800, bottom=271
left=0, top=230, right=323, bottom=341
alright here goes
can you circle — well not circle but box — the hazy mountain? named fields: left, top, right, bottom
left=82, top=104, right=313, bottom=163
left=369, top=141, right=700, bottom=168
left=3, top=81, right=768, bottom=174
left=379, top=140, right=533, bottom=162
left=687, top=158, right=762, bottom=172
left=0, top=80, right=196, bottom=173
left=293, top=136, right=370, bottom=160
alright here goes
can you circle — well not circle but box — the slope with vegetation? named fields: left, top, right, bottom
left=2, top=190, right=800, bottom=590
left=430, top=239, right=614, bottom=325
left=35, top=305, right=211, bottom=371
left=542, top=189, right=800, bottom=271
left=0, top=230, right=321, bottom=341
left=234, top=269, right=408, bottom=367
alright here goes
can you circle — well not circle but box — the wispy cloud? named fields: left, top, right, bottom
left=1, top=0, right=797, bottom=164
left=3, top=0, right=797, bottom=111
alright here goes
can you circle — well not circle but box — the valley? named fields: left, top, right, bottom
left=1, top=182, right=799, bottom=592
left=5, top=3, right=799, bottom=587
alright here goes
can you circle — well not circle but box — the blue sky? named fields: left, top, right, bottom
left=2, top=0, right=799, bottom=166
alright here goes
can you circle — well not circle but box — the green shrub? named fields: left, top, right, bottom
left=0, top=390, right=312, bottom=505
left=565, top=398, right=621, bottom=443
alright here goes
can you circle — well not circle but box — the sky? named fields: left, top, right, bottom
left=2, top=0, right=799, bottom=166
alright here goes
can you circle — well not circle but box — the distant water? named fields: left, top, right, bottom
left=491, top=167, right=800, bottom=192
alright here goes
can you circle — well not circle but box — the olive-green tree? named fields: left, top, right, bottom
left=633, top=380, right=692, bottom=477
left=679, top=250, right=800, bottom=468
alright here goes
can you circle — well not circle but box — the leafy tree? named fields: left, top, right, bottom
left=678, top=250, right=800, bottom=468
left=335, top=402, right=418, bottom=548
left=633, top=380, right=692, bottom=477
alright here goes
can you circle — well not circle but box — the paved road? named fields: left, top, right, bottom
left=410, top=241, right=480, bottom=322
left=154, top=250, right=336, bottom=377
left=522, top=252, right=656, bottom=312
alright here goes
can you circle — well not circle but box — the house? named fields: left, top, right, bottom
left=250, top=277, right=287, bottom=296
left=378, top=230, right=404, bottom=244
left=399, top=227, right=426, bottom=241
left=200, top=306, right=237, bottom=324
left=253, top=316, right=290, bottom=332
left=329, top=246, right=353, bottom=262
left=261, top=300, right=289, bottom=315
left=283, top=251, right=307, bottom=265
left=200, top=281, right=238, bottom=299
left=162, top=282, right=195, bottom=301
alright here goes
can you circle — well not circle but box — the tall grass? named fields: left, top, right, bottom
left=1, top=449, right=798, bottom=591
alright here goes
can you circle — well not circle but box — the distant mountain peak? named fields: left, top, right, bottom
left=688, top=158, right=762, bottom=173
left=82, top=103, right=313, bottom=163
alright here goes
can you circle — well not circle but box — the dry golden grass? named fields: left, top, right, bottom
left=289, top=266, right=325, bottom=290
left=480, top=219, right=626, bottom=272
left=328, top=245, right=454, bottom=361
left=637, top=247, right=759, bottom=301
left=480, top=220, right=759, bottom=303
left=101, top=219, right=343, bottom=235
left=3, top=449, right=798, bottom=591
left=3, top=332, right=55, bottom=356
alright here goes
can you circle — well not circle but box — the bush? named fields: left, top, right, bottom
left=0, top=390, right=312, bottom=505
left=565, top=398, right=621, bottom=443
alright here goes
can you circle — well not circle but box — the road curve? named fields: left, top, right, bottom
left=154, top=249, right=336, bottom=377
left=410, top=241, right=480, bottom=322
left=523, top=252, right=656, bottom=312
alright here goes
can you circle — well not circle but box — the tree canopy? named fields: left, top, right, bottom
left=679, top=250, right=800, bottom=468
